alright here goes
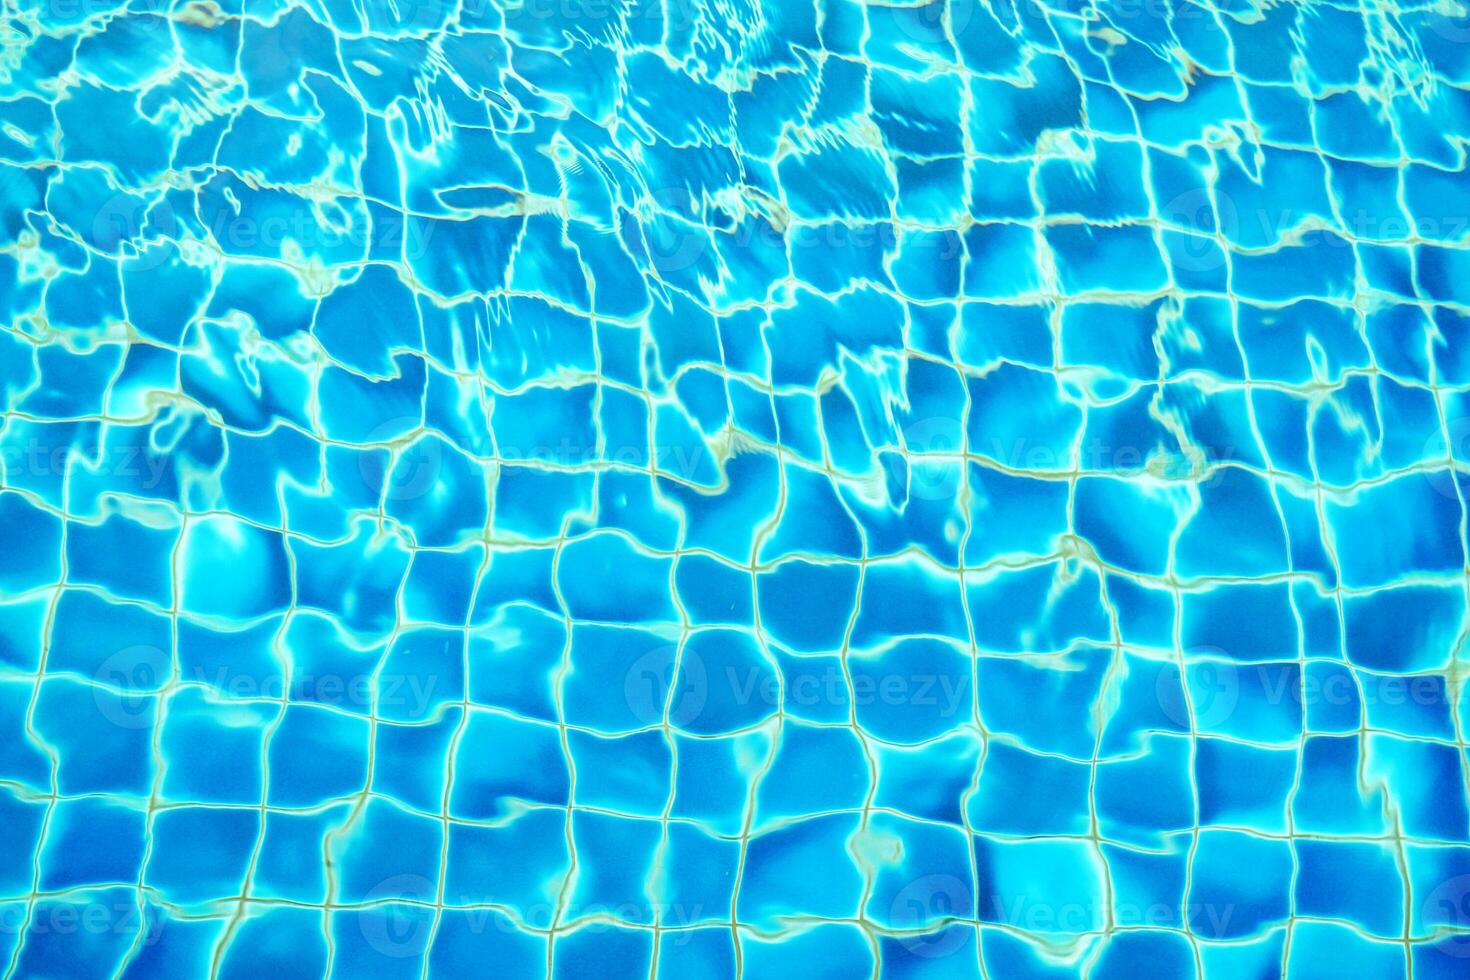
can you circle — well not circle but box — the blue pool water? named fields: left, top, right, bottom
left=4, top=0, right=1470, bottom=977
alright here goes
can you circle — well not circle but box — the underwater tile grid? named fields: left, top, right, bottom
left=7, top=0, right=1470, bottom=977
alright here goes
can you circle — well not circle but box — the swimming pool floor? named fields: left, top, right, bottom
left=3, top=0, right=1470, bottom=977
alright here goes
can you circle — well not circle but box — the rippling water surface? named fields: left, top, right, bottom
left=4, top=0, right=1470, bottom=976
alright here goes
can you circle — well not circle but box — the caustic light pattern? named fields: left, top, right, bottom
left=3, top=0, right=1470, bottom=977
